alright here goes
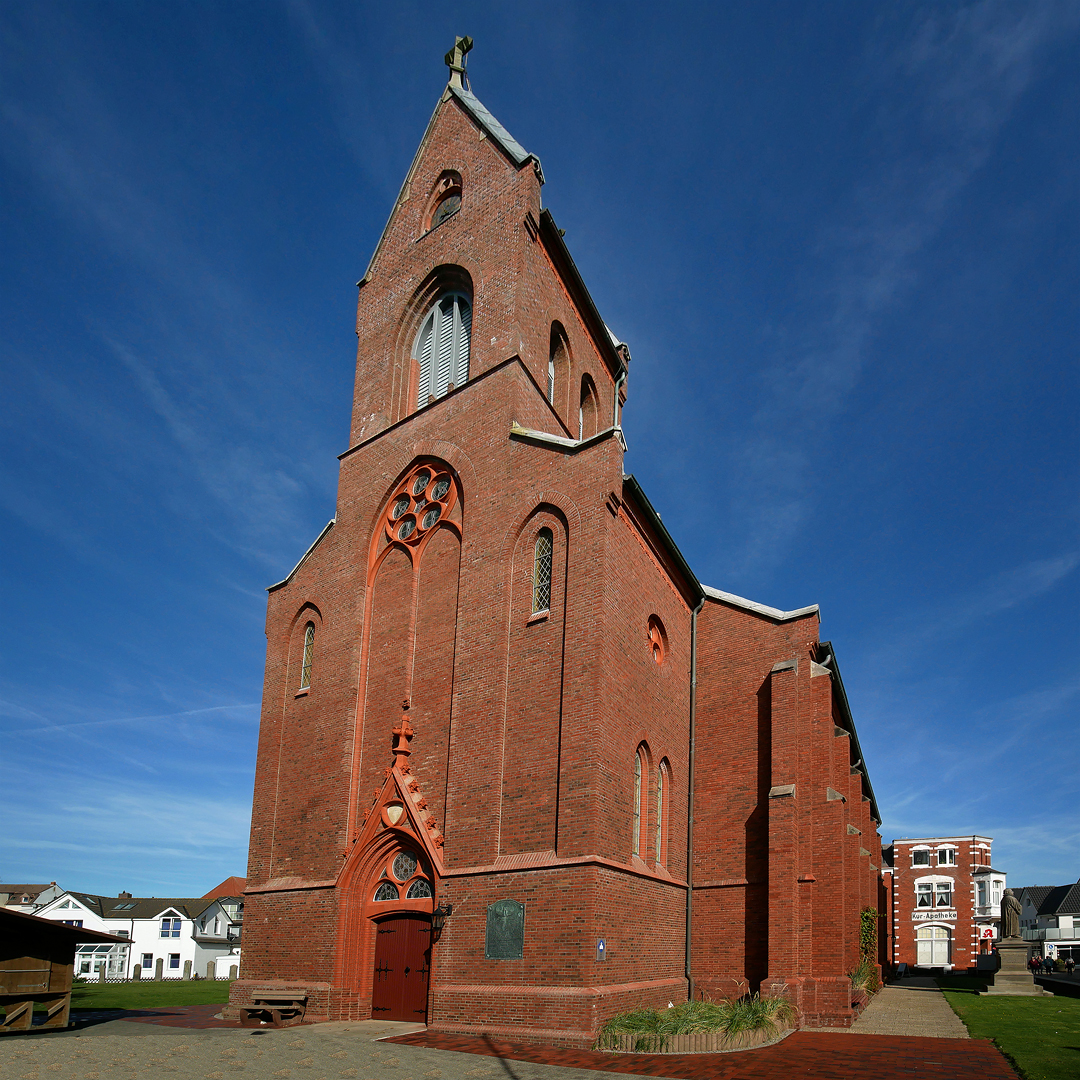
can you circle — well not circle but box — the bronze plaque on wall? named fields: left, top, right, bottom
left=485, top=899, right=524, bottom=959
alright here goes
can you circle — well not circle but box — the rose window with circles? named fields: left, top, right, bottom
left=371, top=849, right=434, bottom=903
left=384, top=465, right=457, bottom=548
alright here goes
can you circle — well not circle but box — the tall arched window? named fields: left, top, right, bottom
left=300, top=622, right=315, bottom=689
left=579, top=375, right=598, bottom=439
left=415, top=292, right=472, bottom=407
left=655, top=760, right=669, bottom=864
left=632, top=749, right=643, bottom=856
left=549, top=323, right=569, bottom=415
left=533, top=528, right=553, bottom=613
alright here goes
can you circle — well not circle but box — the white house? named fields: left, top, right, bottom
left=36, top=890, right=241, bottom=979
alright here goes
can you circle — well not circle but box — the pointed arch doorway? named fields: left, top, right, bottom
left=371, top=913, right=431, bottom=1021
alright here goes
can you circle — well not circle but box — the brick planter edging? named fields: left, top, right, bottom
left=600, top=1025, right=795, bottom=1054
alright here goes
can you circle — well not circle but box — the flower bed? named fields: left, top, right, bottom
left=596, top=995, right=796, bottom=1055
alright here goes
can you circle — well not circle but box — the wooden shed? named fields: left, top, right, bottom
left=1, top=907, right=127, bottom=1033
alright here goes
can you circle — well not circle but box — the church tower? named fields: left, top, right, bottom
left=233, top=40, right=885, bottom=1041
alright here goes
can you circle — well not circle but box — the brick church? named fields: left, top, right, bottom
left=232, top=40, right=885, bottom=1042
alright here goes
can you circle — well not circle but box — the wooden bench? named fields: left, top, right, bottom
left=239, top=987, right=308, bottom=1028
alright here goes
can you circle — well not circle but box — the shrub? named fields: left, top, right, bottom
left=849, top=956, right=881, bottom=995
left=596, top=994, right=796, bottom=1052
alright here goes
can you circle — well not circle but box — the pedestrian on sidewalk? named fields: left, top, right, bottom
left=1065, top=956, right=1075, bottom=976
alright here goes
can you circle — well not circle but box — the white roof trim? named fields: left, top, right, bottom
left=510, top=422, right=627, bottom=453
left=268, top=520, right=335, bottom=592
left=703, top=585, right=819, bottom=622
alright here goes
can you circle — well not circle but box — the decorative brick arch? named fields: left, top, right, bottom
left=335, top=720, right=446, bottom=1004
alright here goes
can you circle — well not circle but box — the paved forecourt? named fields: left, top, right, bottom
left=2, top=1007, right=1015, bottom=1080
left=817, top=976, right=971, bottom=1038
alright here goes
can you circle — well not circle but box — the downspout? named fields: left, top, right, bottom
left=685, top=594, right=705, bottom=1001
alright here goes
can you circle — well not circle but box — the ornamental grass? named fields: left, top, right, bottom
left=596, top=994, right=796, bottom=1053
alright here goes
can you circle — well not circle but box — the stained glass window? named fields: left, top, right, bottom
left=374, top=883, right=398, bottom=902
left=392, top=851, right=418, bottom=881
left=412, top=472, right=431, bottom=495
left=632, top=751, right=642, bottom=856
left=398, top=518, right=415, bottom=540
left=406, top=879, right=433, bottom=899
left=422, top=506, right=441, bottom=530
left=533, top=529, right=553, bottom=613
left=655, top=765, right=665, bottom=862
left=392, top=496, right=410, bottom=519
left=300, top=623, right=314, bottom=689
left=431, top=477, right=450, bottom=501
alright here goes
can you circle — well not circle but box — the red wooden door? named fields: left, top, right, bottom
left=371, top=915, right=430, bottom=1022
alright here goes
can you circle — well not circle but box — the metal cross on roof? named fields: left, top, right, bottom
left=445, top=35, right=473, bottom=89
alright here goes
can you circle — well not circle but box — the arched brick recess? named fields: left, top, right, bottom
left=499, top=506, right=569, bottom=856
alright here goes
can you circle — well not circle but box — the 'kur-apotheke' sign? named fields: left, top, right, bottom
left=912, top=910, right=957, bottom=921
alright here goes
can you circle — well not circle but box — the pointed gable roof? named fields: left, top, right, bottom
left=361, top=82, right=542, bottom=287
left=1038, top=879, right=1080, bottom=917
left=445, top=84, right=543, bottom=178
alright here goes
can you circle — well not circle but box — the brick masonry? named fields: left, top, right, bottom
left=231, top=76, right=886, bottom=1043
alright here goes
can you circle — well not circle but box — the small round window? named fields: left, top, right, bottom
left=647, top=616, right=666, bottom=665
left=392, top=851, right=419, bottom=881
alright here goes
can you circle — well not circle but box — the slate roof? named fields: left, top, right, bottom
left=64, top=892, right=218, bottom=921
left=1016, top=885, right=1055, bottom=909
left=0, top=883, right=55, bottom=901
left=446, top=84, right=542, bottom=177
left=1037, top=880, right=1080, bottom=917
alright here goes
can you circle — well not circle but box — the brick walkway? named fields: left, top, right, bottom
left=386, top=1028, right=1016, bottom=1079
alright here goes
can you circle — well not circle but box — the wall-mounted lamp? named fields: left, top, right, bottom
left=432, top=902, right=454, bottom=939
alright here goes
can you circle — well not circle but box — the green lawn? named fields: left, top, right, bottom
left=940, top=980, right=1080, bottom=1080
left=32, top=979, right=233, bottom=1012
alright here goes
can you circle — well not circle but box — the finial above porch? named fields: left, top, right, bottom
left=445, top=35, right=473, bottom=89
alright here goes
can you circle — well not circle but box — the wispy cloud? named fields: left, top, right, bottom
left=0, top=701, right=259, bottom=733
left=729, top=0, right=1078, bottom=572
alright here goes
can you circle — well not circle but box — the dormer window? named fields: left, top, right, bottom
left=415, top=292, right=472, bottom=407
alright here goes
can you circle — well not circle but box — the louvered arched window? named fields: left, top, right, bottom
left=299, top=622, right=315, bottom=689
left=415, top=292, right=472, bottom=408
left=533, top=528, right=553, bottom=613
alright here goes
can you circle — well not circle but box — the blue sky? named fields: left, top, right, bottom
left=1, top=1, right=1076, bottom=898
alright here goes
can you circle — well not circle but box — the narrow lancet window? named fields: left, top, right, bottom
left=300, top=622, right=315, bottom=689
left=632, top=750, right=642, bottom=856
left=533, top=528, right=553, bottom=612
left=655, top=764, right=665, bottom=862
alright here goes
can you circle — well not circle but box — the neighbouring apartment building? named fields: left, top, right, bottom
left=36, top=891, right=241, bottom=979
left=883, top=836, right=1005, bottom=970
left=231, top=41, right=886, bottom=1043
